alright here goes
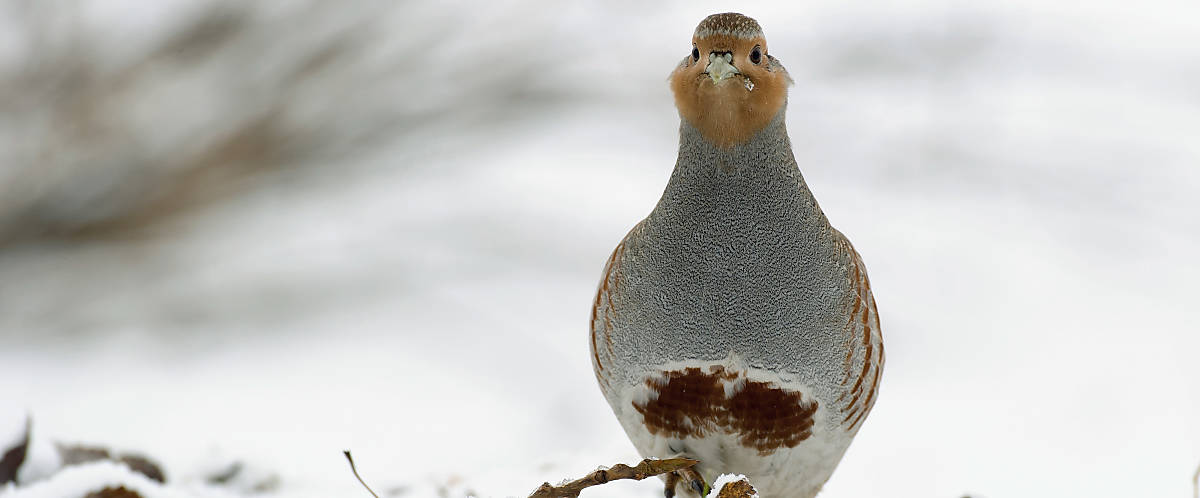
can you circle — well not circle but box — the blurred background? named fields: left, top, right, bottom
left=1, top=0, right=1198, bottom=497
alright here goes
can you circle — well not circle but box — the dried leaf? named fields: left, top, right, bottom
left=0, top=416, right=30, bottom=484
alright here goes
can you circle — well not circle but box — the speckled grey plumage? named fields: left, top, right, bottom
left=592, top=105, right=881, bottom=431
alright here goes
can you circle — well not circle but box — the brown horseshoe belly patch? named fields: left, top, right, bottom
left=632, top=366, right=818, bottom=454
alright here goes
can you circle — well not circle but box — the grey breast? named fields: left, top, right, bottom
left=606, top=112, right=858, bottom=401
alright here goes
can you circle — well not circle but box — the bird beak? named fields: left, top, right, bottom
left=705, top=53, right=739, bottom=84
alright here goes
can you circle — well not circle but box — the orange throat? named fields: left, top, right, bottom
left=672, top=76, right=786, bottom=148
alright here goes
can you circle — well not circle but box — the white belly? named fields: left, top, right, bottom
left=607, top=357, right=855, bottom=498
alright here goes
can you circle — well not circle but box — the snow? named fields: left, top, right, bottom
left=8, top=461, right=204, bottom=498
left=2, top=1, right=1199, bottom=498
left=0, top=415, right=25, bottom=456
left=13, top=431, right=58, bottom=487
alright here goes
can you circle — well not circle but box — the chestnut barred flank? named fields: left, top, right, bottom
left=833, top=231, right=885, bottom=432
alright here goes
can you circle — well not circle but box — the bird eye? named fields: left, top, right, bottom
left=691, top=46, right=700, bottom=62
left=750, top=45, right=762, bottom=65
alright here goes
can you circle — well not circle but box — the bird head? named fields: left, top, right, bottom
left=669, top=13, right=793, bottom=149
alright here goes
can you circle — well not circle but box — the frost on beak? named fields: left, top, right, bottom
left=705, top=52, right=739, bottom=84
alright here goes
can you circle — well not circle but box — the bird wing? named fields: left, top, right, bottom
left=590, top=220, right=645, bottom=399
left=829, top=228, right=884, bottom=432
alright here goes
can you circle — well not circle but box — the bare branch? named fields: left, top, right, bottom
left=528, top=458, right=699, bottom=498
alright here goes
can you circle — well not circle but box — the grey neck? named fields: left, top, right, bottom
left=649, top=107, right=829, bottom=231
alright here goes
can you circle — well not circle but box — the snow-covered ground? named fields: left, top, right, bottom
left=2, top=1, right=1199, bottom=497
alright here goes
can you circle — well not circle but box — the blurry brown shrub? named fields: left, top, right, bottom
left=0, top=0, right=570, bottom=245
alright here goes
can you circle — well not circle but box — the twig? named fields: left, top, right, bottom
left=1192, top=460, right=1199, bottom=498
left=529, top=458, right=699, bottom=498
left=343, top=450, right=380, bottom=498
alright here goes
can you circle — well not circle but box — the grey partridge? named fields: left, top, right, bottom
left=590, top=12, right=884, bottom=498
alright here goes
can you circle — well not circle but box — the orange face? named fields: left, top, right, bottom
left=669, top=22, right=792, bottom=149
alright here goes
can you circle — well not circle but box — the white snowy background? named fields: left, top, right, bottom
left=1, top=0, right=1198, bottom=497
